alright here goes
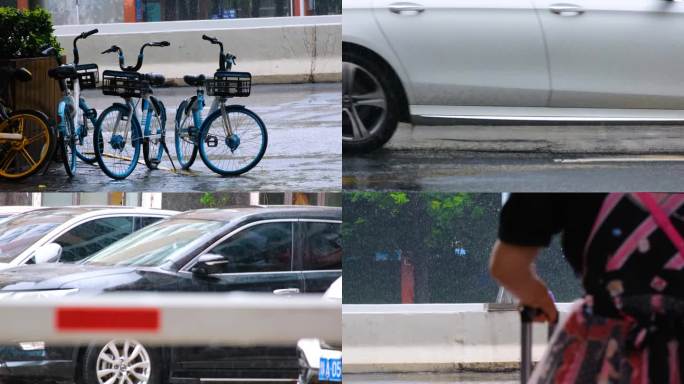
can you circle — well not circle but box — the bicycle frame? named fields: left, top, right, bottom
left=113, top=93, right=162, bottom=147
left=185, top=89, right=235, bottom=140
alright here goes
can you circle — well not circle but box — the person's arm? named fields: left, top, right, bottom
left=489, top=240, right=558, bottom=323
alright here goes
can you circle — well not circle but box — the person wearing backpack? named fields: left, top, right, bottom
left=490, top=193, right=684, bottom=383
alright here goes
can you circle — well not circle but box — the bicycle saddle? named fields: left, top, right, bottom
left=48, top=65, right=78, bottom=80
left=144, top=73, right=165, bottom=87
left=0, top=67, right=32, bottom=82
left=183, top=74, right=206, bottom=87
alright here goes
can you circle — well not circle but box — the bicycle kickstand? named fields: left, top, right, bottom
left=160, top=140, right=177, bottom=171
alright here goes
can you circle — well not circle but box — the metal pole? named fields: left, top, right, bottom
left=75, top=0, right=80, bottom=24
left=299, top=0, right=305, bottom=16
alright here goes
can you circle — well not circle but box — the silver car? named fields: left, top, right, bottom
left=0, top=206, right=178, bottom=269
left=343, top=0, right=684, bottom=151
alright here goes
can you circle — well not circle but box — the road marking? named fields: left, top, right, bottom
left=555, top=155, right=684, bottom=164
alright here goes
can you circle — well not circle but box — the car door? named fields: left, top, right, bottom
left=171, top=220, right=301, bottom=381
left=534, top=0, right=684, bottom=109
left=372, top=0, right=549, bottom=109
left=297, top=220, right=342, bottom=293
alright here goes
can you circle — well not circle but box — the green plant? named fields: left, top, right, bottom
left=0, top=7, right=61, bottom=59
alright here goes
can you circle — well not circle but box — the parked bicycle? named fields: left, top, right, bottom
left=94, top=41, right=173, bottom=180
left=43, top=28, right=100, bottom=177
left=175, top=35, right=267, bottom=176
left=0, top=66, right=53, bottom=180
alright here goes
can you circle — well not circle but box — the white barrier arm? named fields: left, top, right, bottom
left=0, top=293, right=340, bottom=345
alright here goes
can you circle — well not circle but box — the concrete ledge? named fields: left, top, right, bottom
left=343, top=303, right=573, bottom=373
left=55, top=16, right=341, bottom=85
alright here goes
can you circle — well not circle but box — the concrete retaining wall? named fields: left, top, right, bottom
left=343, top=303, right=573, bottom=373
left=54, top=16, right=341, bottom=84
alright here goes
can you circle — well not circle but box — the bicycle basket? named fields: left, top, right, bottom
left=66, top=64, right=99, bottom=90
left=102, top=70, right=148, bottom=98
left=206, top=71, right=251, bottom=98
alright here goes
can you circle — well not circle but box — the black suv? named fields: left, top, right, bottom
left=0, top=206, right=341, bottom=384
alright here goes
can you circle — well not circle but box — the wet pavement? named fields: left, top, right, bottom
left=344, top=123, right=684, bottom=192
left=0, top=83, right=341, bottom=192
left=346, top=372, right=518, bottom=384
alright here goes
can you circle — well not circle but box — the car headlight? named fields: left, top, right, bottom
left=0, top=289, right=79, bottom=300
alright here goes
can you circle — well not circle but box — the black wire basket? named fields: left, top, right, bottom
left=66, top=63, right=99, bottom=90
left=102, top=70, right=148, bottom=98
left=206, top=71, right=251, bottom=98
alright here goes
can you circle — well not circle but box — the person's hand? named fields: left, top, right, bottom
left=523, top=286, right=558, bottom=324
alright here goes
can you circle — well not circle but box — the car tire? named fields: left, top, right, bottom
left=80, top=340, right=160, bottom=384
left=343, top=49, right=400, bottom=153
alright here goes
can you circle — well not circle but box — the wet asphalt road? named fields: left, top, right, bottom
left=0, top=83, right=341, bottom=192
left=346, top=372, right=518, bottom=384
left=343, top=123, right=684, bottom=192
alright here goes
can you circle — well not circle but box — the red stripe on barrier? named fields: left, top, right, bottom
left=56, top=307, right=160, bottom=332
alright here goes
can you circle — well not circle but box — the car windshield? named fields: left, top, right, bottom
left=82, top=218, right=225, bottom=268
left=0, top=210, right=75, bottom=263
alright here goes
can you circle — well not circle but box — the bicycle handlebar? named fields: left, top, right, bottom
left=101, top=41, right=170, bottom=72
left=73, top=28, right=98, bottom=65
left=202, top=35, right=236, bottom=71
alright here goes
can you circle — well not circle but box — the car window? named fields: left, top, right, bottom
left=302, top=222, right=341, bottom=270
left=0, top=211, right=74, bottom=263
left=84, top=219, right=225, bottom=268
left=209, top=222, right=294, bottom=273
left=137, top=216, right=164, bottom=229
left=54, top=217, right=135, bottom=263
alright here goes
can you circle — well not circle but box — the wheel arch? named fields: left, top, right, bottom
left=343, top=41, right=411, bottom=123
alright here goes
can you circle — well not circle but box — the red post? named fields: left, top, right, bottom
left=123, top=0, right=137, bottom=22
left=401, top=256, right=415, bottom=304
left=16, top=0, right=28, bottom=9
left=292, top=0, right=311, bottom=16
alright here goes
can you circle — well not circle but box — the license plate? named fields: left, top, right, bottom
left=318, top=357, right=342, bottom=382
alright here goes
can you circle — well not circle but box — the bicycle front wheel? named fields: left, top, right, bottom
left=0, top=110, right=53, bottom=180
left=60, top=109, right=77, bottom=177
left=94, top=104, right=141, bottom=180
left=143, top=98, right=166, bottom=170
left=198, top=106, right=267, bottom=176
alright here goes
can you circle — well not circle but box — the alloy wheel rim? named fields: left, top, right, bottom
left=96, top=339, right=151, bottom=384
left=342, top=62, right=388, bottom=142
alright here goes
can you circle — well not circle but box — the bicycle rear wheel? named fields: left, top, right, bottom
left=60, top=109, right=77, bottom=177
left=0, top=110, right=53, bottom=180
left=143, top=98, right=166, bottom=170
left=174, top=99, right=198, bottom=170
left=75, top=106, right=97, bottom=164
left=198, top=106, right=267, bottom=176
left=94, top=104, right=141, bottom=180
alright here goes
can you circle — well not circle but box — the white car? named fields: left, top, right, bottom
left=343, top=0, right=684, bottom=152
left=0, top=206, right=178, bottom=269
left=0, top=206, right=37, bottom=222
left=297, top=277, right=342, bottom=383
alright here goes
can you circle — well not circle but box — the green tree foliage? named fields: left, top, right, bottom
left=0, top=7, right=61, bottom=59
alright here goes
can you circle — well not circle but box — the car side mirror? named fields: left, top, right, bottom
left=33, top=243, right=62, bottom=264
left=192, top=254, right=228, bottom=276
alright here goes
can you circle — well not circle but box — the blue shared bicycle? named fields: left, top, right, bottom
left=42, top=28, right=100, bottom=177
left=175, top=35, right=267, bottom=176
left=94, top=41, right=174, bottom=180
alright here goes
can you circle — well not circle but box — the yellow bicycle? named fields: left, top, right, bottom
left=0, top=67, right=54, bottom=180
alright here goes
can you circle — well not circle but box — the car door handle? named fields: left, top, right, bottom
left=273, top=288, right=300, bottom=295
left=550, top=3, right=584, bottom=16
left=389, top=2, right=425, bottom=15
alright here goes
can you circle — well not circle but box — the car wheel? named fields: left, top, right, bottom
left=342, top=49, right=400, bottom=153
left=80, top=340, right=160, bottom=384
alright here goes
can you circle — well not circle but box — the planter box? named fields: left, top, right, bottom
left=0, top=56, right=63, bottom=122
